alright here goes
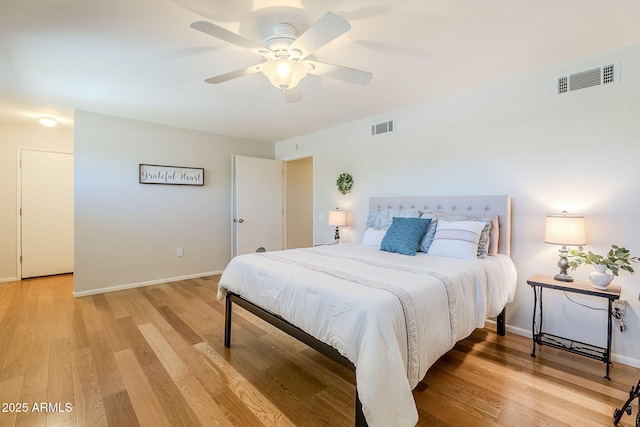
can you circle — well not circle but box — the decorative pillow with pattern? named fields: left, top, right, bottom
left=380, top=217, right=431, bottom=256
left=419, top=211, right=499, bottom=257
left=427, top=220, right=486, bottom=259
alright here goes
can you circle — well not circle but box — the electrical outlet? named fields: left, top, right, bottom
left=613, top=300, right=626, bottom=316
left=176, top=247, right=183, bottom=257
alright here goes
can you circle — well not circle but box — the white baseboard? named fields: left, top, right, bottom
left=485, top=320, right=640, bottom=369
left=504, top=323, right=531, bottom=338
left=0, top=277, right=18, bottom=283
left=72, top=271, right=223, bottom=298
left=613, top=353, right=640, bottom=369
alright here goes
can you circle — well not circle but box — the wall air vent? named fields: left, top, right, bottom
left=556, top=60, right=619, bottom=95
left=371, top=120, right=394, bottom=136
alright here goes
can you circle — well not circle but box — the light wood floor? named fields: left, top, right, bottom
left=1, top=274, right=639, bottom=426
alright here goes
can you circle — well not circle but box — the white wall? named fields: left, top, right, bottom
left=276, top=44, right=640, bottom=367
left=74, top=110, right=273, bottom=295
left=0, top=121, right=74, bottom=282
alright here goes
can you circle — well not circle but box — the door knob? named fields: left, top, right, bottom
left=238, top=218, right=244, bottom=223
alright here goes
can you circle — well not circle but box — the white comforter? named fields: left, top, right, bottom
left=218, top=243, right=517, bottom=427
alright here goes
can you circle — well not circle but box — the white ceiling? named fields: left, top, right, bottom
left=2, top=0, right=640, bottom=143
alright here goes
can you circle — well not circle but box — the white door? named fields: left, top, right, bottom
left=233, top=155, right=283, bottom=256
left=20, top=149, right=74, bottom=278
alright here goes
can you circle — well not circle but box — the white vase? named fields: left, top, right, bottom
left=589, top=264, right=613, bottom=289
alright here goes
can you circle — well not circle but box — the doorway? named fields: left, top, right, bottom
left=284, top=157, right=313, bottom=249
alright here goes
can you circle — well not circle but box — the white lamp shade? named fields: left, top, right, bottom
left=544, top=214, right=586, bottom=245
left=261, top=59, right=308, bottom=90
left=327, top=210, right=347, bottom=227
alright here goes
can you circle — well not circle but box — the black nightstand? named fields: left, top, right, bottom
left=527, top=274, right=621, bottom=380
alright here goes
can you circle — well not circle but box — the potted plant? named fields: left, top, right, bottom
left=568, top=245, right=637, bottom=289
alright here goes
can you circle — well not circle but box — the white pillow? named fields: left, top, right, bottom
left=361, top=228, right=387, bottom=246
left=427, top=220, right=485, bottom=259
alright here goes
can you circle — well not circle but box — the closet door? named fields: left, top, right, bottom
left=21, top=149, right=74, bottom=278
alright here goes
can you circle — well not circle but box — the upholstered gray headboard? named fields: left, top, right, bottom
left=369, top=195, right=512, bottom=256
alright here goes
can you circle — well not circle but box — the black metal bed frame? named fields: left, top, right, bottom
left=224, top=291, right=506, bottom=427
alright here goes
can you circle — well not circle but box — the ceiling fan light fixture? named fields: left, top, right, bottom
left=261, top=59, right=308, bottom=91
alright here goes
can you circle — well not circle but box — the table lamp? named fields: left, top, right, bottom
left=544, top=211, right=586, bottom=282
left=328, top=208, right=347, bottom=243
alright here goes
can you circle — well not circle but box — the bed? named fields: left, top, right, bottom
left=218, top=195, right=517, bottom=427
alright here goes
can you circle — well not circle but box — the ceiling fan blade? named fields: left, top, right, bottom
left=191, top=21, right=267, bottom=57
left=204, top=64, right=262, bottom=84
left=305, top=60, right=372, bottom=85
left=284, top=86, right=303, bottom=103
left=288, top=12, right=351, bottom=60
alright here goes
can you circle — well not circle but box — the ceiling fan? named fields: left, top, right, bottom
left=190, top=12, right=372, bottom=94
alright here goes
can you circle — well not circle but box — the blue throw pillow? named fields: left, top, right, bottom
left=380, top=217, right=431, bottom=256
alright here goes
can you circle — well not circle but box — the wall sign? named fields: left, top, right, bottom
left=139, top=164, right=204, bottom=186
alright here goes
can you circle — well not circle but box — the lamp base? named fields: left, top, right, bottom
left=554, top=273, right=574, bottom=282
left=554, top=250, right=573, bottom=282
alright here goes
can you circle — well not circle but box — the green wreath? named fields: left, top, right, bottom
left=336, top=173, right=353, bottom=195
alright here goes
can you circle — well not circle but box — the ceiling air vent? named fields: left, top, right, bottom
left=371, top=120, right=394, bottom=136
left=556, top=60, right=619, bottom=95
